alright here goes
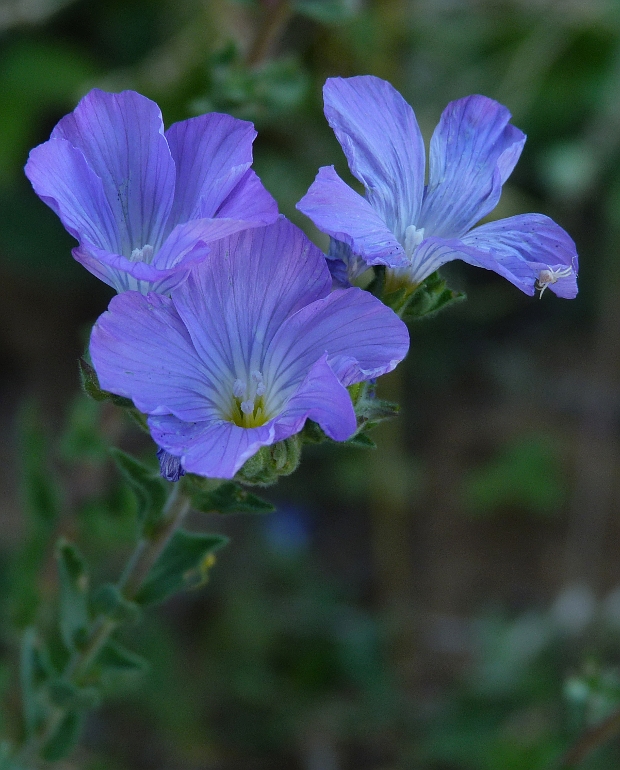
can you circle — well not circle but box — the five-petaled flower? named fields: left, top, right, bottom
left=297, top=75, right=578, bottom=299
left=89, top=217, right=409, bottom=479
left=25, top=89, right=278, bottom=293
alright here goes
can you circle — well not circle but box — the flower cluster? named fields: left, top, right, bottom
left=297, top=76, right=578, bottom=299
left=26, top=78, right=578, bottom=481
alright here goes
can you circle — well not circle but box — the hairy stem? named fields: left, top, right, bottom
left=15, top=483, right=191, bottom=766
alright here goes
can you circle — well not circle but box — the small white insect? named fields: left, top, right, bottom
left=535, top=265, right=574, bottom=297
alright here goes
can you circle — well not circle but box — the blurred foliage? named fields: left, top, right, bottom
left=2, top=0, right=620, bottom=766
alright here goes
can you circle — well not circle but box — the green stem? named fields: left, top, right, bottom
left=15, top=483, right=191, bottom=766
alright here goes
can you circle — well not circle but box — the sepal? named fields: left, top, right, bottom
left=135, top=529, right=228, bottom=606
left=79, top=357, right=149, bottom=432
left=372, top=268, right=465, bottom=320
left=235, top=435, right=302, bottom=486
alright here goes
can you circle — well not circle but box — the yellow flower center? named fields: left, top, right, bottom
left=226, top=371, right=270, bottom=428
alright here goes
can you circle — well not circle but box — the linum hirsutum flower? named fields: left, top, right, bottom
left=89, top=217, right=409, bottom=479
left=25, top=89, right=278, bottom=293
left=297, top=76, right=578, bottom=299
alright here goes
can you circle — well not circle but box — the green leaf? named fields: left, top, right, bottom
left=78, top=357, right=109, bottom=402
left=299, top=419, right=328, bottom=445
left=20, top=629, right=54, bottom=737
left=48, top=679, right=99, bottom=711
left=97, top=640, right=148, bottom=674
left=135, top=529, right=228, bottom=606
left=190, top=481, right=275, bottom=515
left=96, top=640, right=148, bottom=694
left=346, top=432, right=377, bottom=449
left=41, top=710, right=83, bottom=762
left=57, top=540, right=89, bottom=652
left=90, top=584, right=141, bottom=624
left=79, top=359, right=149, bottom=431
left=110, top=448, right=167, bottom=533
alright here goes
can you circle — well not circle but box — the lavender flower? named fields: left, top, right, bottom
left=297, top=76, right=578, bottom=299
left=25, top=89, right=278, bottom=293
left=90, top=217, right=409, bottom=479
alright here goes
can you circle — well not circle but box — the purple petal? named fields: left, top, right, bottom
left=214, top=168, right=278, bottom=224
left=460, top=213, right=578, bottom=297
left=297, top=166, right=408, bottom=267
left=90, top=291, right=217, bottom=420
left=323, top=76, right=425, bottom=239
left=171, top=217, right=332, bottom=378
left=25, top=138, right=120, bottom=253
left=51, top=89, right=176, bottom=255
left=404, top=236, right=478, bottom=284
left=74, top=233, right=210, bottom=294
left=165, top=112, right=260, bottom=224
left=326, top=237, right=370, bottom=288
left=148, top=414, right=276, bottom=479
left=264, top=287, right=409, bottom=402
left=420, top=95, right=526, bottom=238
left=273, top=354, right=356, bottom=443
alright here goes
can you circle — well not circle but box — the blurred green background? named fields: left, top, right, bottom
left=2, top=0, right=620, bottom=767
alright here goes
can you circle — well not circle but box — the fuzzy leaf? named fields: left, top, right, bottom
left=57, top=540, right=89, bottom=652
left=135, top=529, right=228, bottom=606
left=41, top=710, right=83, bottom=762
left=20, top=629, right=54, bottom=737
left=190, top=481, right=275, bottom=515
left=48, top=679, right=99, bottom=711
left=90, top=584, right=141, bottom=624
left=346, top=432, right=377, bottom=449
left=110, top=448, right=167, bottom=532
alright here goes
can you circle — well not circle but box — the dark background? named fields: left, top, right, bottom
left=1, top=0, right=620, bottom=767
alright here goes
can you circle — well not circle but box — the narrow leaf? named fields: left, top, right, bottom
left=95, top=640, right=148, bottom=696
left=48, top=679, right=99, bottom=711
left=57, top=539, right=89, bottom=652
left=346, top=432, right=377, bottom=449
left=20, top=629, right=53, bottom=737
left=135, top=529, right=228, bottom=606
left=191, top=482, right=275, bottom=515
left=41, top=710, right=83, bottom=762
left=110, top=448, right=167, bottom=531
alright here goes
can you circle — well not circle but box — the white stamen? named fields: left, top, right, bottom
left=130, top=244, right=154, bottom=263
left=404, top=225, right=425, bottom=259
left=240, top=399, right=255, bottom=415
left=233, top=379, right=245, bottom=399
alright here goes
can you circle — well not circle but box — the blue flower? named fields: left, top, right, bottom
left=25, top=89, right=278, bottom=294
left=297, top=76, right=578, bottom=299
left=89, top=217, right=409, bottom=479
